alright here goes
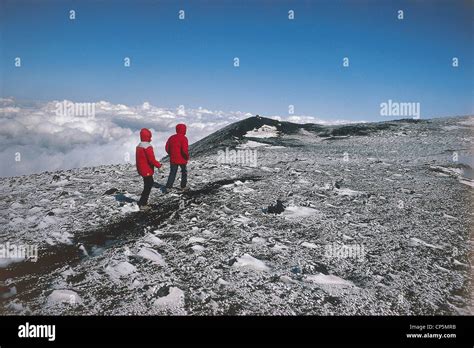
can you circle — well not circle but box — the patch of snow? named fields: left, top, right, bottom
left=144, top=234, right=164, bottom=246
left=408, top=238, right=443, bottom=250
left=233, top=185, right=254, bottom=194
left=234, top=215, right=251, bottom=224
left=280, top=275, right=297, bottom=284
left=334, top=188, right=363, bottom=196
left=0, top=257, right=26, bottom=268
left=121, top=203, right=139, bottom=213
left=430, top=165, right=464, bottom=178
left=458, top=117, right=474, bottom=126
left=47, top=290, right=82, bottom=306
left=60, top=267, right=75, bottom=278
left=28, top=207, right=42, bottom=214
left=51, top=179, right=69, bottom=186
left=252, top=237, right=266, bottom=244
left=272, top=243, right=289, bottom=251
left=237, top=140, right=268, bottom=148
left=244, top=125, right=279, bottom=138
left=189, top=236, right=205, bottom=244
left=453, top=259, right=469, bottom=267
left=1, top=285, right=17, bottom=299
left=305, top=273, right=354, bottom=287
left=10, top=202, right=23, bottom=209
left=443, top=213, right=457, bottom=220
left=233, top=253, right=270, bottom=272
left=105, top=261, right=137, bottom=279
left=153, top=287, right=185, bottom=310
left=217, top=278, right=229, bottom=285
left=7, top=301, right=26, bottom=312
left=443, top=125, right=462, bottom=131
left=459, top=178, right=474, bottom=188
left=283, top=206, right=319, bottom=220
left=301, top=241, right=319, bottom=249
left=79, top=244, right=89, bottom=257
left=137, top=247, right=166, bottom=266
left=37, top=215, right=59, bottom=229
left=191, top=245, right=205, bottom=252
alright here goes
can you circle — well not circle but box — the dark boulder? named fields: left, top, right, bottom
left=267, top=200, right=285, bottom=214
left=103, top=188, right=118, bottom=195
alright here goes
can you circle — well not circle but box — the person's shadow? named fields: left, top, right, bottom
left=153, top=182, right=168, bottom=193
left=114, top=193, right=136, bottom=203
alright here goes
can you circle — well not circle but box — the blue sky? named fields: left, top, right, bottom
left=1, top=0, right=473, bottom=121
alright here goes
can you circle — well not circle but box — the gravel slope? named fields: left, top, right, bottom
left=1, top=116, right=472, bottom=315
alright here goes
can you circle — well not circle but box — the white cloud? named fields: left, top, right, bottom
left=0, top=98, right=252, bottom=177
left=0, top=97, right=357, bottom=177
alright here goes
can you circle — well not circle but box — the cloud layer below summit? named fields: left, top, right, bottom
left=0, top=98, right=354, bottom=177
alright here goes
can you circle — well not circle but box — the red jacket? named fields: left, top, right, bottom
left=165, top=124, right=189, bottom=165
left=136, top=128, right=162, bottom=177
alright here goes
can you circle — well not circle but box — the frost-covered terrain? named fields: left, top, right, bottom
left=0, top=115, right=472, bottom=315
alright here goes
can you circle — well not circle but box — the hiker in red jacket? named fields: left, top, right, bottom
left=136, top=128, right=163, bottom=210
left=164, top=123, right=189, bottom=192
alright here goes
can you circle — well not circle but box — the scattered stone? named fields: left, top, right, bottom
left=266, top=200, right=285, bottom=214
left=103, top=188, right=118, bottom=195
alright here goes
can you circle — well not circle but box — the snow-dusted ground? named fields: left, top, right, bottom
left=0, top=116, right=472, bottom=315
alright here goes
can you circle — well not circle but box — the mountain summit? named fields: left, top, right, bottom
left=190, top=114, right=428, bottom=157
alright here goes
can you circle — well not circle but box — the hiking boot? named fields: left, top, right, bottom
left=139, top=205, right=151, bottom=211
left=162, top=186, right=173, bottom=194
left=179, top=186, right=190, bottom=192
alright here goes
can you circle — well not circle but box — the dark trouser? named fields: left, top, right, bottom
left=138, top=175, right=154, bottom=206
left=166, top=164, right=187, bottom=188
